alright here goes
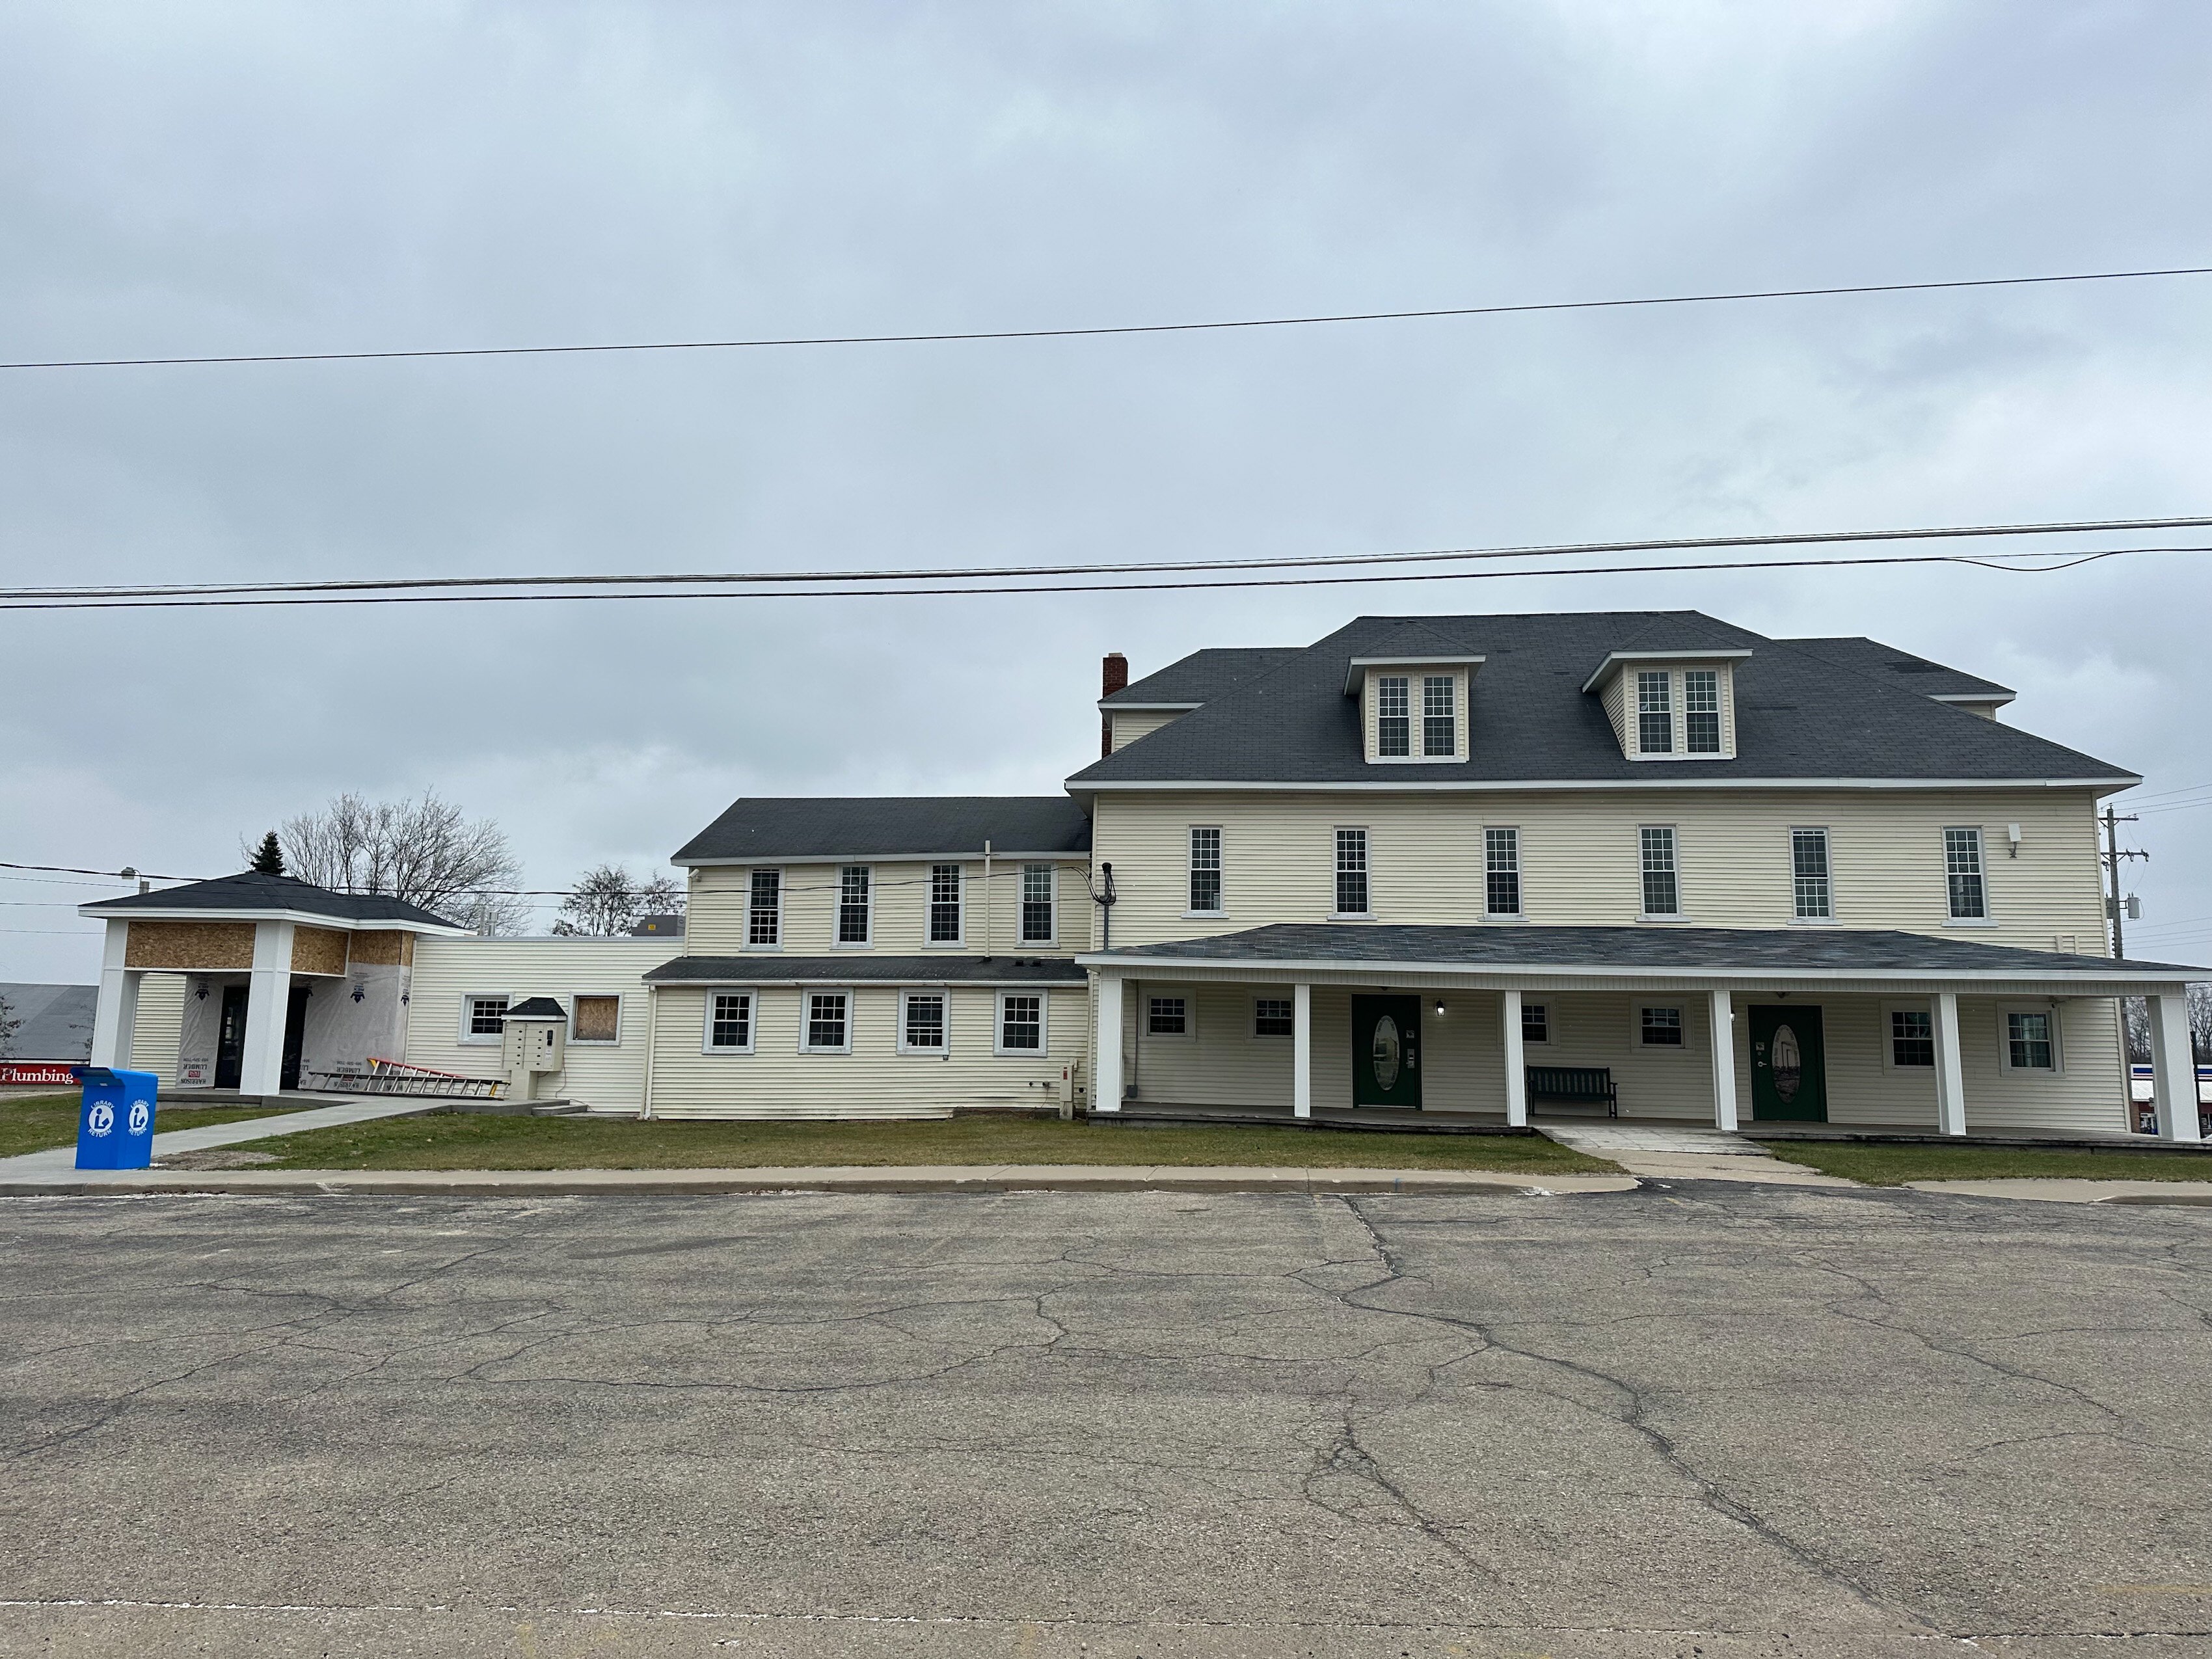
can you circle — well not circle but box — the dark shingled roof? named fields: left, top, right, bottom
left=1067, top=612, right=2129, bottom=788
left=645, top=954, right=1087, bottom=985
left=1785, top=636, right=2015, bottom=702
left=1102, top=646, right=1303, bottom=708
left=673, top=797, right=1092, bottom=863
left=504, top=996, right=569, bottom=1019
left=1095, top=922, right=2204, bottom=979
left=80, top=870, right=466, bottom=930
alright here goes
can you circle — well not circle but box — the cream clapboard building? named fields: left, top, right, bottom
left=83, top=609, right=2207, bottom=1139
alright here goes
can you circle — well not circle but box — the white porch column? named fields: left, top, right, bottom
left=1932, top=991, right=1967, bottom=1137
left=87, top=919, right=141, bottom=1069
left=1093, top=971, right=1124, bottom=1113
left=237, top=919, right=295, bottom=1096
left=2148, top=991, right=2203, bottom=1144
left=1708, top=989, right=1738, bottom=1132
left=1292, top=981, right=1313, bottom=1119
left=1501, top=990, right=1527, bottom=1127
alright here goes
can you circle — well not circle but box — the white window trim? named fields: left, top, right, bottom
left=897, top=986, right=951, bottom=1058
left=1631, top=1001, right=1693, bottom=1054
left=1637, top=824, right=1685, bottom=922
left=1366, top=668, right=1466, bottom=764
left=1185, top=826, right=1226, bottom=919
left=1996, top=999, right=2064, bottom=1076
left=798, top=988, right=855, bottom=1055
left=1018, top=863, right=1060, bottom=946
left=1879, top=999, right=1935, bottom=1074
left=1250, top=992, right=1295, bottom=1041
left=1941, top=826, right=1997, bottom=928
left=459, top=993, right=509, bottom=1046
left=744, top=867, right=785, bottom=952
left=993, top=988, right=1049, bottom=1057
left=1519, top=1000, right=1552, bottom=1047
left=833, top=865, right=875, bottom=949
left=1625, top=667, right=1736, bottom=762
left=1331, top=825, right=1373, bottom=920
left=701, top=990, right=757, bottom=1056
left=1788, top=826, right=1836, bottom=925
left=923, top=863, right=966, bottom=949
left=1483, top=824, right=1524, bottom=921
left=568, top=992, right=623, bottom=1046
left=1143, top=991, right=1194, bottom=1041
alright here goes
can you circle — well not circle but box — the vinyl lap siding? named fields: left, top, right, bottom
left=128, top=973, right=187, bottom=1085
left=686, top=861, right=1091, bottom=957
left=1109, top=710, right=1185, bottom=751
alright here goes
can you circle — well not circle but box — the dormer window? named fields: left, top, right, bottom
left=1684, top=670, right=1721, bottom=753
left=1636, top=673, right=1672, bottom=754
left=1377, top=677, right=1411, bottom=756
left=1584, top=649, right=1749, bottom=762
left=1347, top=654, right=1481, bottom=764
left=1422, top=677, right=1455, bottom=757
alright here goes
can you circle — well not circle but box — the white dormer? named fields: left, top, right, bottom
left=1582, top=650, right=1752, bottom=761
left=1345, top=654, right=1485, bottom=764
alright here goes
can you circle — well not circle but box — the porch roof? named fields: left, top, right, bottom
left=1082, top=923, right=2204, bottom=992
left=78, top=870, right=471, bottom=934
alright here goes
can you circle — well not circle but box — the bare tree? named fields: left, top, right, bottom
left=552, top=864, right=682, bottom=936
left=0, top=991, right=20, bottom=1059
left=2194, top=983, right=2212, bottom=1065
left=279, top=791, right=528, bottom=935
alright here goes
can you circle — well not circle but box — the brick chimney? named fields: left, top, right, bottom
left=1101, top=653, right=1128, bottom=757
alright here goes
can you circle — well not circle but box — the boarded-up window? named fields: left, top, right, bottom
left=572, top=995, right=621, bottom=1043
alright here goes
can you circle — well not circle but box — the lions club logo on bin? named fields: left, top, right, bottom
left=87, top=1101, right=115, bottom=1137
left=128, top=1099, right=152, bottom=1136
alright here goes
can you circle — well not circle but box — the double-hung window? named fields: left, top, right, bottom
left=2005, top=1008, right=2057, bottom=1072
left=706, top=991, right=753, bottom=1053
left=747, top=869, right=781, bottom=945
left=997, top=992, right=1044, bottom=1053
left=464, top=995, right=508, bottom=1042
left=802, top=991, right=850, bottom=1053
left=900, top=990, right=947, bottom=1053
left=1637, top=671, right=1673, bottom=754
left=1520, top=1002, right=1550, bottom=1045
left=837, top=865, right=871, bottom=944
left=1334, top=828, right=1369, bottom=916
left=1422, top=675, right=1455, bottom=757
left=1187, top=828, right=1222, bottom=914
left=1253, top=997, right=1294, bottom=1038
left=1147, top=995, right=1188, bottom=1036
left=928, top=863, right=964, bottom=943
left=1484, top=826, right=1521, bottom=917
left=1639, top=826, right=1679, bottom=918
left=1945, top=829, right=1986, bottom=920
left=1019, top=865, right=1055, bottom=943
left=1684, top=669, right=1721, bottom=754
left=1376, top=676, right=1411, bottom=757
left=1889, top=1009, right=1934, bottom=1068
left=1791, top=829, right=1832, bottom=921
left=1639, top=1005, right=1684, bottom=1047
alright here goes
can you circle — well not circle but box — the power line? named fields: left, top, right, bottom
left=5, top=263, right=2208, bottom=373
left=8, top=513, right=2208, bottom=606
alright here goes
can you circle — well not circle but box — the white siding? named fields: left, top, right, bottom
left=128, top=973, right=186, bottom=1086
left=1110, top=710, right=1185, bottom=751
left=686, top=859, right=1092, bottom=958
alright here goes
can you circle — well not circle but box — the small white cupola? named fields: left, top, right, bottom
left=1582, top=649, right=1752, bottom=761
left=1345, top=653, right=1485, bottom=764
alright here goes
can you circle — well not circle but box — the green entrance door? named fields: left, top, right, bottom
left=1748, top=1005, right=1827, bottom=1122
left=1351, top=995, right=1422, bottom=1108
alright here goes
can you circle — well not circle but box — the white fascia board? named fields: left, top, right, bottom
left=1931, top=691, right=2017, bottom=707
left=1096, top=699, right=1202, bottom=712
left=647, top=975, right=1080, bottom=988
left=1074, top=951, right=2206, bottom=988
left=1579, top=649, right=1757, bottom=694
left=1342, top=654, right=1485, bottom=695
left=1066, top=775, right=2140, bottom=794
left=671, top=850, right=1086, bottom=868
left=74, top=904, right=474, bottom=936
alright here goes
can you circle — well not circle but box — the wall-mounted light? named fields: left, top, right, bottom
left=2007, top=823, right=2023, bottom=859
left=1433, top=998, right=1447, bottom=1018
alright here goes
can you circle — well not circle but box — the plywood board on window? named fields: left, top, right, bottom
left=347, top=930, right=414, bottom=966
left=124, top=921, right=256, bottom=971
left=291, top=925, right=351, bottom=977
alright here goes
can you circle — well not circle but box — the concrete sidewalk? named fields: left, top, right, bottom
left=0, top=1096, right=446, bottom=1184
left=1538, top=1122, right=1857, bottom=1185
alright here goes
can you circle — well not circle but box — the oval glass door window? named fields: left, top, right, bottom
left=1372, top=1015, right=1401, bottom=1091
left=1772, top=1024, right=1802, bottom=1102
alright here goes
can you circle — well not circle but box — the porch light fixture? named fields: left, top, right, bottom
left=1434, top=998, right=1447, bottom=1017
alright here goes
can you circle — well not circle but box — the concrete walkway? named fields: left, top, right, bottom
left=1537, top=1121, right=1857, bottom=1185
left=0, top=1096, right=446, bottom=1183
left=1907, top=1178, right=2212, bottom=1206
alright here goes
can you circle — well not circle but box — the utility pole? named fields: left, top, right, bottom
left=2100, top=806, right=2146, bottom=958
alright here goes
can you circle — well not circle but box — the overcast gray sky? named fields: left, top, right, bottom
left=3, top=1, right=2207, bottom=980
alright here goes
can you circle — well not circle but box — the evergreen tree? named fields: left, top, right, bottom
left=249, top=831, right=286, bottom=876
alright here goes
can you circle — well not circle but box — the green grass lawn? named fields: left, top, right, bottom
left=0, top=1092, right=315, bottom=1159
left=246, top=1111, right=1621, bottom=1174
left=1759, top=1139, right=2212, bottom=1186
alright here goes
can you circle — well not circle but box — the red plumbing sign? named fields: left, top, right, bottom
left=0, top=1061, right=80, bottom=1087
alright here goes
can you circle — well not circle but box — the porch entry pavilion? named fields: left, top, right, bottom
left=1081, top=924, right=2209, bottom=1142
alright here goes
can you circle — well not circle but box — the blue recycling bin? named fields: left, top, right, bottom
left=72, top=1066, right=159, bottom=1170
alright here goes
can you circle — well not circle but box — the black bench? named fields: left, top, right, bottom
left=1525, top=1064, right=1618, bottom=1118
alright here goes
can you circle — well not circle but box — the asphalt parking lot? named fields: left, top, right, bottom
left=3, top=1183, right=2209, bottom=1657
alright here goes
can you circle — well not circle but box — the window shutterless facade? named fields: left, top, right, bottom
left=1945, top=828, right=1987, bottom=919
left=1684, top=669, right=1721, bottom=753
left=1422, top=675, right=1455, bottom=757
left=705, top=991, right=754, bottom=1053
left=1335, top=828, right=1369, bottom=915
left=1147, top=995, right=1188, bottom=1036
left=1639, top=825, right=1679, bottom=917
left=1376, top=675, right=1411, bottom=757
left=927, top=863, right=964, bottom=943
left=571, top=995, right=621, bottom=1044
left=1019, top=864, right=1055, bottom=943
left=2004, top=1008, right=2056, bottom=1071
left=1889, top=1008, right=1934, bottom=1068
left=747, top=869, right=782, bottom=945
left=837, top=866, right=871, bottom=944
left=802, top=991, right=851, bottom=1053
left=1790, top=828, right=1832, bottom=920
left=1637, top=671, right=1673, bottom=754
left=1253, top=997, right=1294, bottom=1038
left=1484, top=826, right=1521, bottom=917
left=463, top=995, right=508, bottom=1042
left=1187, top=827, right=1222, bottom=914
left=899, top=990, right=947, bottom=1053
left=1520, top=1002, right=1549, bottom=1045
left=1639, top=1005, right=1684, bottom=1046
left=997, top=991, right=1044, bottom=1053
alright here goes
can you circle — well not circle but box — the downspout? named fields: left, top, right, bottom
left=639, top=984, right=659, bottom=1120
left=982, top=841, right=992, bottom=958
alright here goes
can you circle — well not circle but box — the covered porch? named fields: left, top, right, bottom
left=1081, top=924, right=2209, bottom=1143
